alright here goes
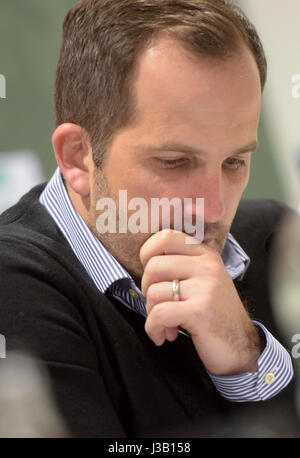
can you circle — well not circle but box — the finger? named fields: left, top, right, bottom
left=145, top=301, right=190, bottom=346
left=154, top=325, right=179, bottom=345
left=140, top=230, right=211, bottom=268
left=141, top=254, right=216, bottom=296
left=146, top=279, right=191, bottom=314
left=165, top=327, right=179, bottom=342
left=146, top=281, right=187, bottom=344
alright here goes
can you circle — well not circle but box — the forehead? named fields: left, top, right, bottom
left=130, top=36, right=262, bottom=131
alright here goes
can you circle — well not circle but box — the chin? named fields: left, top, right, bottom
left=203, top=238, right=225, bottom=254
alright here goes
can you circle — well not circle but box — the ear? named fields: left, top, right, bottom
left=52, top=123, right=93, bottom=197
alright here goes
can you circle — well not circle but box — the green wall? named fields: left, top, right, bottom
left=0, top=0, right=75, bottom=177
left=0, top=0, right=286, bottom=202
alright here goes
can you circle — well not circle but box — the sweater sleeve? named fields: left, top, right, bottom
left=0, top=238, right=126, bottom=438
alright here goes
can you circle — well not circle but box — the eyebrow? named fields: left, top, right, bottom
left=135, top=141, right=259, bottom=156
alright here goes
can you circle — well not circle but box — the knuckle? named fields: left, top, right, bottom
left=146, top=283, right=160, bottom=305
left=195, top=256, right=224, bottom=277
left=213, top=257, right=225, bottom=274
left=150, top=303, right=165, bottom=323
left=144, top=317, right=152, bottom=335
left=139, top=246, right=147, bottom=266
left=144, top=319, right=156, bottom=340
left=161, top=229, right=172, bottom=246
left=144, top=256, right=159, bottom=275
left=145, top=305, right=164, bottom=336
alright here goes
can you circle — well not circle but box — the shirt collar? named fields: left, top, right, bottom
left=40, top=168, right=250, bottom=294
left=222, top=233, right=250, bottom=280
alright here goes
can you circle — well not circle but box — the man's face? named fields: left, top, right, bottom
left=89, top=37, right=262, bottom=282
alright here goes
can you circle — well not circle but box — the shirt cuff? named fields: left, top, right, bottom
left=207, top=321, right=294, bottom=402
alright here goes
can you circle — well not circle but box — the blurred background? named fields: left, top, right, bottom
left=0, top=0, right=300, bottom=212
left=0, top=0, right=74, bottom=213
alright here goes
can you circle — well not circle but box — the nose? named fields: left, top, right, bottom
left=191, top=169, right=226, bottom=224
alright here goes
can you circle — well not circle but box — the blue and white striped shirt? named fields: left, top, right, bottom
left=40, top=168, right=293, bottom=402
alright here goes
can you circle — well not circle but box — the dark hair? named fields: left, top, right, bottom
left=55, top=0, right=267, bottom=167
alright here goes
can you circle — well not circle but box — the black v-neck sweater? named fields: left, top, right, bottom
left=0, top=184, right=299, bottom=437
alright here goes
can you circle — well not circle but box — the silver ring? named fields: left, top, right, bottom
left=172, top=279, right=180, bottom=301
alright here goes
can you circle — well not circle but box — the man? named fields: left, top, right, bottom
left=0, top=0, right=299, bottom=437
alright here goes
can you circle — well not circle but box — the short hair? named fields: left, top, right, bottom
left=54, top=0, right=267, bottom=167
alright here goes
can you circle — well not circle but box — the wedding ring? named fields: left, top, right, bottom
left=172, top=279, right=180, bottom=301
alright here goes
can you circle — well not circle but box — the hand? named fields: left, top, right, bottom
left=140, top=230, right=264, bottom=376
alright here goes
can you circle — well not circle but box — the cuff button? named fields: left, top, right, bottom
left=264, top=372, right=275, bottom=385
left=128, top=288, right=139, bottom=299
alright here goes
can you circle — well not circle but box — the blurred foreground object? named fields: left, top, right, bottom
left=271, top=210, right=300, bottom=420
left=0, top=151, right=44, bottom=214
left=0, top=352, right=68, bottom=437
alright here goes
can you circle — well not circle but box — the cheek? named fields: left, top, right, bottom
left=223, top=171, right=250, bottom=216
left=224, top=160, right=251, bottom=192
left=119, top=167, right=180, bottom=200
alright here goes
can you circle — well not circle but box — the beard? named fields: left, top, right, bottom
left=88, top=168, right=148, bottom=284
left=88, top=168, right=230, bottom=287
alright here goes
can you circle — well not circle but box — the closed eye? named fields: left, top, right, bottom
left=224, top=157, right=247, bottom=170
left=155, top=158, right=188, bottom=169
